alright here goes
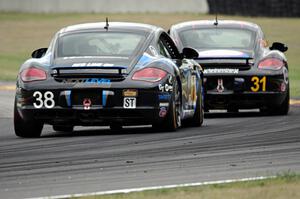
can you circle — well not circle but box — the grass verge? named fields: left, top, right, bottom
left=74, top=173, right=300, bottom=199
left=0, top=12, right=299, bottom=96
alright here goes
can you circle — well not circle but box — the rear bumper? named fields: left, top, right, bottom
left=18, top=107, right=162, bottom=126
left=15, top=83, right=173, bottom=126
left=203, top=72, right=288, bottom=110
left=205, top=91, right=287, bottom=110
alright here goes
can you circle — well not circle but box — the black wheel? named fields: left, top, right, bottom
left=14, top=99, right=43, bottom=138
left=53, top=125, right=74, bottom=132
left=183, top=81, right=204, bottom=127
left=162, top=80, right=181, bottom=131
left=278, top=89, right=290, bottom=115
left=261, top=88, right=289, bottom=116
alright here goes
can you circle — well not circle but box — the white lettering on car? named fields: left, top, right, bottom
left=123, top=97, right=136, bottom=109
left=33, top=91, right=55, bottom=109
left=204, top=68, right=239, bottom=74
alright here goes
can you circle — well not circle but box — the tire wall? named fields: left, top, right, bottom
left=207, top=0, right=300, bottom=17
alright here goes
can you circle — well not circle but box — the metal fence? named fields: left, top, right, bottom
left=207, top=0, right=300, bottom=17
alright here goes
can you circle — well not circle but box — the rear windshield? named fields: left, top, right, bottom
left=179, top=28, right=255, bottom=50
left=57, top=32, right=146, bottom=58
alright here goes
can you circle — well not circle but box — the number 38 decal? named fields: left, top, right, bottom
left=251, top=76, right=266, bottom=92
left=33, top=91, right=55, bottom=109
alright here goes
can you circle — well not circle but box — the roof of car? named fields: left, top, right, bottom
left=58, top=22, right=160, bottom=34
left=171, top=20, right=261, bottom=32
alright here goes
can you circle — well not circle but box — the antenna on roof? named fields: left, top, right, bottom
left=104, top=17, right=109, bottom=31
left=213, top=0, right=218, bottom=26
left=214, top=13, right=218, bottom=26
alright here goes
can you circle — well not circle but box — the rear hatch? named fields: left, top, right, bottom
left=51, top=57, right=134, bottom=82
left=195, top=49, right=254, bottom=93
left=49, top=57, right=139, bottom=109
left=196, top=49, right=254, bottom=73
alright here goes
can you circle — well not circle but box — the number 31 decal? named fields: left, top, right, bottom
left=251, top=76, right=266, bottom=92
left=33, top=91, right=55, bottom=109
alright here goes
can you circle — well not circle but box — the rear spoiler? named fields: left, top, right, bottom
left=50, top=66, right=127, bottom=78
left=195, top=57, right=254, bottom=65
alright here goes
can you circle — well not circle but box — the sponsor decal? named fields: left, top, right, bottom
left=158, top=83, right=173, bottom=92
left=216, top=78, right=224, bottom=93
left=159, top=102, right=169, bottom=107
left=62, top=78, right=111, bottom=85
left=83, top=98, right=92, bottom=110
left=159, top=107, right=167, bottom=118
left=63, top=56, right=128, bottom=59
left=85, top=78, right=111, bottom=85
left=123, top=97, right=136, bottom=109
left=204, top=68, right=239, bottom=74
left=158, top=94, right=171, bottom=100
left=123, top=89, right=138, bottom=97
left=72, top=63, right=115, bottom=67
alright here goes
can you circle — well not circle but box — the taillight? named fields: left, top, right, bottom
left=132, top=67, right=167, bottom=82
left=258, top=58, right=284, bottom=70
left=20, top=67, right=47, bottom=82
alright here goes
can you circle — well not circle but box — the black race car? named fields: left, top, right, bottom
left=14, top=22, right=204, bottom=137
left=169, top=20, right=289, bottom=114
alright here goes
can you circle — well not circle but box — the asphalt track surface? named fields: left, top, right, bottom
left=0, top=89, right=300, bottom=199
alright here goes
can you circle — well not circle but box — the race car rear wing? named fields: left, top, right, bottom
left=50, top=66, right=127, bottom=80
left=195, top=57, right=253, bottom=64
left=194, top=57, right=254, bottom=70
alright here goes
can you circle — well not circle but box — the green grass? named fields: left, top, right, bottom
left=74, top=173, right=300, bottom=199
left=0, top=12, right=299, bottom=96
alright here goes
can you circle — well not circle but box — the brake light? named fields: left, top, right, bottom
left=132, top=67, right=167, bottom=82
left=258, top=58, right=284, bottom=70
left=20, top=67, right=47, bottom=82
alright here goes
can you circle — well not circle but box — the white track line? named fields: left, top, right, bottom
left=27, top=176, right=275, bottom=199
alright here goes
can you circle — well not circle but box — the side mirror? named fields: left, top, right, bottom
left=31, top=48, right=48, bottom=58
left=181, top=47, right=199, bottom=59
left=270, top=42, right=288, bottom=52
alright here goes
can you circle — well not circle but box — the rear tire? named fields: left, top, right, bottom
left=273, top=89, right=290, bottom=115
left=53, top=125, right=74, bottom=132
left=162, top=80, right=181, bottom=131
left=14, top=100, right=43, bottom=138
left=183, top=81, right=204, bottom=127
left=261, top=89, right=289, bottom=115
